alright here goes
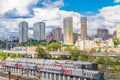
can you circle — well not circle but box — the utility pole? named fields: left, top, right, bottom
left=104, top=28, right=109, bottom=80
left=8, top=68, right=11, bottom=80
left=26, top=42, right=29, bottom=80
left=105, top=41, right=108, bottom=80
left=81, top=65, right=85, bottom=80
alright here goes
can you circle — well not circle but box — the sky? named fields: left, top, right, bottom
left=0, top=0, right=120, bottom=38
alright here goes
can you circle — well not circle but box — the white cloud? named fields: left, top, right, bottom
left=0, top=0, right=38, bottom=16
left=42, top=0, right=64, bottom=8
left=28, top=7, right=81, bottom=27
left=0, top=0, right=120, bottom=38
left=98, top=5, right=120, bottom=23
left=87, top=5, right=120, bottom=35
left=25, top=7, right=82, bottom=36
left=114, top=0, right=120, bottom=3
left=0, top=0, right=82, bottom=38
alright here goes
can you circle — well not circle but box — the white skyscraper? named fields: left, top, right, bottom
left=81, top=17, right=87, bottom=40
left=33, top=22, right=45, bottom=41
left=19, top=21, right=28, bottom=43
left=63, top=17, right=73, bottom=45
left=117, top=24, right=120, bottom=40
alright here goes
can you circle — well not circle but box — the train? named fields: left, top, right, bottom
left=1, top=59, right=104, bottom=80
left=1, top=59, right=98, bottom=70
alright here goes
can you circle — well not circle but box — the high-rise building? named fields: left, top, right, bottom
left=117, top=24, right=120, bottom=39
left=81, top=17, right=87, bottom=40
left=113, top=30, right=117, bottom=37
left=19, top=21, right=28, bottom=43
left=46, top=32, right=55, bottom=43
left=52, top=28, right=62, bottom=41
left=73, top=33, right=80, bottom=43
left=63, top=17, right=73, bottom=45
left=96, top=29, right=109, bottom=40
left=97, top=29, right=109, bottom=36
left=33, top=22, right=45, bottom=41
left=9, top=36, right=19, bottom=41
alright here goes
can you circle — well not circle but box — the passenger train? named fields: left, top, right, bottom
left=1, top=59, right=104, bottom=80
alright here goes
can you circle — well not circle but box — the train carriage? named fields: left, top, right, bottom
left=1, top=59, right=104, bottom=80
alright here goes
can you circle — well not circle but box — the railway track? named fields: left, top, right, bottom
left=0, top=71, right=40, bottom=80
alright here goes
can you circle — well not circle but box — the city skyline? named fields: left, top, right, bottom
left=0, top=0, right=120, bottom=38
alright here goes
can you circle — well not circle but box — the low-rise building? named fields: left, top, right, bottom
left=75, top=38, right=94, bottom=50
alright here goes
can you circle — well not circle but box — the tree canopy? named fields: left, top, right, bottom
left=112, top=38, right=120, bottom=47
left=10, top=53, right=18, bottom=58
left=0, top=52, right=7, bottom=60
left=46, top=42, right=61, bottom=51
left=36, top=46, right=49, bottom=59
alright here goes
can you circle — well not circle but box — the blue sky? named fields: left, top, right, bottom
left=0, top=0, right=120, bottom=38
left=61, top=0, right=115, bottom=15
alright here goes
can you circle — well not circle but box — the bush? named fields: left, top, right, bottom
left=0, top=52, right=7, bottom=60
left=10, top=53, right=18, bottom=58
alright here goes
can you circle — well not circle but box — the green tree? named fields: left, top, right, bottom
left=64, top=47, right=72, bottom=52
left=95, top=56, right=113, bottom=69
left=46, top=42, right=61, bottom=51
left=70, top=49, right=92, bottom=61
left=0, top=52, right=7, bottom=60
left=116, top=55, right=120, bottom=63
left=52, top=55, right=68, bottom=60
left=113, top=55, right=120, bottom=70
left=48, top=40, right=57, bottom=44
left=96, top=56, right=105, bottom=64
left=28, top=40, right=46, bottom=47
left=95, top=56, right=105, bottom=69
left=36, top=46, right=49, bottom=59
left=89, top=48, right=96, bottom=54
left=112, top=38, right=120, bottom=47
left=94, top=40, right=101, bottom=46
left=70, top=49, right=81, bottom=61
left=78, top=50, right=92, bottom=61
left=10, top=53, right=18, bottom=58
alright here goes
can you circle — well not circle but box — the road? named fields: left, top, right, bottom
left=0, top=76, right=8, bottom=80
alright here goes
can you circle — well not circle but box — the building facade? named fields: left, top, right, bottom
left=75, top=39, right=94, bottom=50
left=33, top=22, right=45, bottom=41
left=73, top=33, right=80, bottom=43
left=81, top=17, right=87, bottom=40
left=97, top=29, right=109, bottom=36
left=117, top=24, right=120, bottom=40
left=46, top=33, right=55, bottom=43
left=63, top=17, right=73, bottom=45
left=9, top=36, right=19, bottom=41
left=19, top=21, right=28, bottom=43
left=113, top=30, right=117, bottom=37
left=96, top=29, right=111, bottom=40
left=52, top=28, right=62, bottom=41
